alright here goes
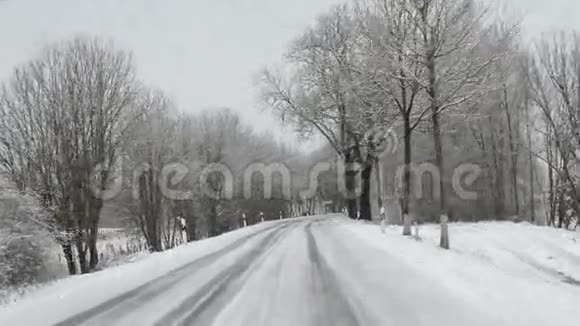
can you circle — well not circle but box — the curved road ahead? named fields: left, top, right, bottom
left=35, top=216, right=503, bottom=325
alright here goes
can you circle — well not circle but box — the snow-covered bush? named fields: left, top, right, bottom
left=0, top=179, right=57, bottom=289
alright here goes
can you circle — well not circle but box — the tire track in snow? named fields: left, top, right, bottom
left=304, top=222, right=360, bottom=326
left=55, top=221, right=292, bottom=326
left=154, top=221, right=295, bottom=326
left=503, top=247, right=580, bottom=287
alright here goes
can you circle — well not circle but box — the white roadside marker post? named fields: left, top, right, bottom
left=440, top=214, right=450, bottom=249
left=413, top=221, right=420, bottom=240
left=242, top=213, right=247, bottom=228
left=380, top=206, right=386, bottom=233
left=180, top=216, right=187, bottom=245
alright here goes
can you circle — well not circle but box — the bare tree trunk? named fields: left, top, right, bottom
left=149, top=223, right=162, bottom=252
left=503, top=87, right=520, bottom=216
left=525, top=95, right=536, bottom=223
left=557, top=187, right=565, bottom=229
left=402, top=116, right=413, bottom=235
left=433, top=109, right=449, bottom=249
left=375, top=157, right=383, bottom=213
left=423, top=19, right=448, bottom=248
left=359, top=162, right=373, bottom=221
left=75, top=231, right=89, bottom=274
left=61, top=241, right=77, bottom=275
left=88, top=237, right=98, bottom=270
left=87, top=199, right=101, bottom=270
left=345, top=150, right=358, bottom=219
left=432, top=115, right=445, bottom=214
left=209, top=198, right=219, bottom=237
left=490, top=120, right=506, bottom=218
left=87, top=225, right=99, bottom=271
left=548, top=159, right=557, bottom=226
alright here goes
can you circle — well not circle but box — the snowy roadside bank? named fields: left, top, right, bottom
left=340, top=219, right=580, bottom=326
left=0, top=219, right=285, bottom=324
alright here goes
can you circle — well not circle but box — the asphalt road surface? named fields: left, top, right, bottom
left=50, top=215, right=501, bottom=326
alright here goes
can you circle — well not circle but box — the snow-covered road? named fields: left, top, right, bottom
left=2, top=215, right=580, bottom=326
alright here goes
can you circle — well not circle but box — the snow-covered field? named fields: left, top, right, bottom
left=6, top=228, right=150, bottom=298
left=94, top=229, right=149, bottom=269
left=342, top=220, right=580, bottom=325
left=0, top=217, right=579, bottom=326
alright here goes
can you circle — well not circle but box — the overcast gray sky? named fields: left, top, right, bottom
left=0, top=0, right=579, bottom=143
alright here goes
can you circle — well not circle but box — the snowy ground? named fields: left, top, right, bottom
left=94, top=228, right=149, bottom=269
left=23, top=228, right=149, bottom=290
left=345, top=220, right=580, bottom=325
left=0, top=215, right=579, bottom=326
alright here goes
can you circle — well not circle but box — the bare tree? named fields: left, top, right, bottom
left=356, top=0, right=431, bottom=235
left=193, top=109, right=241, bottom=236
left=260, top=5, right=378, bottom=220
left=402, top=0, right=515, bottom=248
left=0, top=37, right=141, bottom=273
left=125, top=91, right=179, bottom=251
left=529, top=32, right=580, bottom=229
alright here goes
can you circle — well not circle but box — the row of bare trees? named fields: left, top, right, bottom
left=120, top=103, right=305, bottom=252
left=0, top=37, right=317, bottom=277
left=530, top=33, right=580, bottom=230
left=260, top=0, right=580, bottom=248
